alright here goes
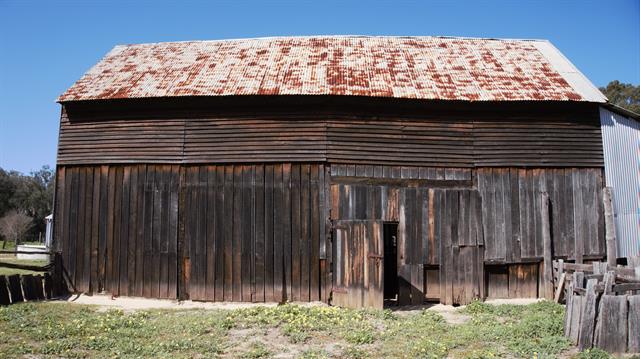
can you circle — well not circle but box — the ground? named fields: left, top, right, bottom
left=0, top=296, right=623, bottom=359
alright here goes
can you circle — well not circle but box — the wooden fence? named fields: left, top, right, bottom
left=0, top=251, right=68, bottom=305
left=555, top=258, right=640, bottom=353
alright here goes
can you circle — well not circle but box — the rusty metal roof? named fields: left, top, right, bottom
left=58, top=36, right=606, bottom=103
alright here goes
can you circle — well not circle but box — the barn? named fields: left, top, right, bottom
left=53, top=36, right=631, bottom=308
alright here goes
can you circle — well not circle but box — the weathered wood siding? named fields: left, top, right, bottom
left=54, top=99, right=606, bottom=304
left=182, top=163, right=328, bottom=302
left=54, top=165, right=179, bottom=298
left=58, top=100, right=603, bottom=168
left=330, top=167, right=603, bottom=263
left=477, top=168, right=604, bottom=263
left=54, top=163, right=329, bottom=302
left=330, top=165, right=604, bottom=303
left=473, top=119, right=604, bottom=167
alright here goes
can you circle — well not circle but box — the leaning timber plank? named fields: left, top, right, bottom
left=628, top=295, right=640, bottom=353
left=595, top=295, right=628, bottom=353
left=8, top=274, right=23, bottom=303
left=578, top=279, right=598, bottom=351
left=574, top=271, right=585, bottom=290
left=34, top=275, right=45, bottom=301
left=602, top=271, right=614, bottom=294
left=602, top=188, right=618, bottom=266
left=564, top=280, right=574, bottom=336
left=44, top=273, right=53, bottom=299
left=554, top=272, right=566, bottom=303
left=21, top=275, right=36, bottom=301
left=568, top=293, right=583, bottom=345
left=0, top=276, right=10, bottom=305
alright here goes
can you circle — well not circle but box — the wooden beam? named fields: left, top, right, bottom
left=602, top=187, right=618, bottom=267
left=554, top=272, right=567, bottom=303
left=578, top=278, right=598, bottom=351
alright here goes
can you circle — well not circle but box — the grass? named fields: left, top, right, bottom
left=0, top=241, right=43, bottom=252
left=0, top=258, right=49, bottom=276
left=0, top=300, right=600, bottom=358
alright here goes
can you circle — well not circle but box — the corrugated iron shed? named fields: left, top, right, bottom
left=58, top=36, right=606, bottom=103
left=600, top=107, right=640, bottom=258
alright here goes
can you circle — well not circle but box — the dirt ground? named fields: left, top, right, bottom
left=59, top=293, right=541, bottom=324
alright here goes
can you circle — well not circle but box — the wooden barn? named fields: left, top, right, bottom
left=54, top=36, right=617, bottom=308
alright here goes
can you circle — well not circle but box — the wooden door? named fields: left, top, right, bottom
left=332, top=220, right=383, bottom=309
left=434, top=189, right=485, bottom=305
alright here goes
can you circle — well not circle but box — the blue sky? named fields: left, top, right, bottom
left=1, top=0, right=638, bottom=174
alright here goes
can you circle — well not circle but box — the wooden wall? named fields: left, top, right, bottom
left=54, top=165, right=179, bottom=298
left=54, top=163, right=330, bottom=302
left=478, top=168, right=604, bottom=263
left=330, top=166, right=604, bottom=304
left=58, top=99, right=603, bottom=168
left=182, top=164, right=329, bottom=302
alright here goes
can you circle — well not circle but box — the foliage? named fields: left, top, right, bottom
left=575, top=348, right=612, bottom=359
left=599, top=80, right=640, bottom=114
left=240, top=342, right=271, bottom=359
left=0, top=301, right=581, bottom=358
left=457, top=300, right=570, bottom=357
left=0, top=165, right=54, bottom=242
left=0, top=210, right=33, bottom=246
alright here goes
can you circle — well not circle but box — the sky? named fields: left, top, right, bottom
left=0, top=0, right=638, bottom=174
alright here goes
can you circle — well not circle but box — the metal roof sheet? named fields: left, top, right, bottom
left=58, top=36, right=607, bottom=103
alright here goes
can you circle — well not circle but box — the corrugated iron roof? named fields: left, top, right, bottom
left=58, top=36, right=607, bottom=103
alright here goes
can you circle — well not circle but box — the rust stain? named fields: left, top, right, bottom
left=58, top=36, right=586, bottom=102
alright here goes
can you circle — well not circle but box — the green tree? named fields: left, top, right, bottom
left=599, top=80, right=640, bottom=114
left=0, top=165, right=54, bottom=242
left=0, top=168, right=17, bottom=217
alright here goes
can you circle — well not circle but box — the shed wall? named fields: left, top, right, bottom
left=54, top=163, right=605, bottom=303
left=599, top=107, right=640, bottom=258
left=54, top=163, right=329, bottom=302
left=57, top=100, right=604, bottom=168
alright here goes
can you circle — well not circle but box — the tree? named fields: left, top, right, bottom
left=599, top=81, right=640, bottom=114
left=0, top=210, right=33, bottom=248
left=0, top=168, right=17, bottom=218
left=0, top=165, right=54, bottom=243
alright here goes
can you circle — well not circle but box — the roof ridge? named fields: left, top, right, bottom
left=115, top=35, right=550, bottom=48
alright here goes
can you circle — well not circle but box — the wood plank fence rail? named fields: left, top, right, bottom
left=0, top=253, right=69, bottom=305
left=559, top=257, right=640, bottom=354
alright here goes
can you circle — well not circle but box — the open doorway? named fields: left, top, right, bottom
left=383, top=222, right=398, bottom=305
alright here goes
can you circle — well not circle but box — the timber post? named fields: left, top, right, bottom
left=602, top=187, right=618, bottom=267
